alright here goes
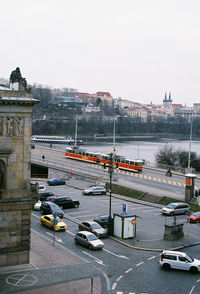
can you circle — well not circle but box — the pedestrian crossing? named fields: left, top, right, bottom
left=86, top=163, right=196, bottom=189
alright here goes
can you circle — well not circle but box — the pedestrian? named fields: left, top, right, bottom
left=195, top=189, right=198, bottom=197
left=42, top=155, right=45, bottom=161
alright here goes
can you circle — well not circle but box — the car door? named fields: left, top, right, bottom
left=43, top=216, right=52, bottom=228
left=177, top=256, right=190, bottom=270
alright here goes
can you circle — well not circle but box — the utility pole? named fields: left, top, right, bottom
left=188, top=114, right=193, bottom=170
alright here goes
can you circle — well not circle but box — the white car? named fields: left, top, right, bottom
left=82, top=186, right=106, bottom=196
left=34, top=200, right=42, bottom=211
left=39, top=185, right=46, bottom=192
left=160, top=250, right=200, bottom=273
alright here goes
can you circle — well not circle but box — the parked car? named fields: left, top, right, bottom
left=40, top=201, right=64, bottom=218
left=78, top=221, right=107, bottom=238
left=39, top=184, right=46, bottom=192
left=82, top=186, right=106, bottom=196
left=188, top=212, right=200, bottom=223
left=46, top=196, right=80, bottom=209
left=159, top=250, right=200, bottom=273
left=161, top=202, right=190, bottom=216
left=40, top=214, right=66, bottom=231
left=39, top=191, right=54, bottom=201
left=74, top=231, right=104, bottom=250
left=93, top=215, right=109, bottom=229
left=34, top=200, right=42, bottom=211
left=47, top=178, right=66, bottom=186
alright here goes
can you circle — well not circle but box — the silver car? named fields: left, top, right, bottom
left=82, top=186, right=106, bottom=196
left=74, top=231, right=104, bottom=250
left=161, top=202, right=190, bottom=216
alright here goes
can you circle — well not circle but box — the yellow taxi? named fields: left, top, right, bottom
left=40, top=214, right=67, bottom=231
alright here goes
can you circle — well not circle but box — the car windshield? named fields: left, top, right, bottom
left=91, top=223, right=102, bottom=229
left=185, top=254, right=194, bottom=262
left=166, top=204, right=176, bottom=209
left=87, top=234, right=98, bottom=241
left=193, top=212, right=200, bottom=217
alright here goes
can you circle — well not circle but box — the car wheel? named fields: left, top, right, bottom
left=40, top=209, right=44, bottom=214
left=88, top=245, right=92, bottom=250
left=75, top=203, right=79, bottom=208
left=103, top=192, right=106, bottom=195
left=190, top=266, right=198, bottom=274
left=75, top=238, right=79, bottom=244
left=163, top=263, right=171, bottom=270
left=89, top=192, right=93, bottom=196
left=41, top=221, right=44, bottom=226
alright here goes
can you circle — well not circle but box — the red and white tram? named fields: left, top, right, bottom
left=65, top=148, right=143, bottom=172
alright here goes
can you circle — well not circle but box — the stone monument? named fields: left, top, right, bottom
left=0, top=68, right=38, bottom=267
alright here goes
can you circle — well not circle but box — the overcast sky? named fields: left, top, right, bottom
left=1, top=0, right=200, bottom=105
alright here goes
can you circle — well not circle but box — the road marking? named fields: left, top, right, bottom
left=32, top=213, right=40, bottom=219
left=68, top=210, right=91, bottom=215
left=66, top=230, right=75, bottom=236
left=148, top=256, right=156, bottom=260
left=46, top=232, right=64, bottom=243
left=82, top=251, right=106, bottom=266
left=125, top=268, right=133, bottom=273
left=189, top=285, right=195, bottom=294
left=112, top=282, right=117, bottom=290
left=142, top=209, right=159, bottom=212
left=103, top=248, right=129, bottom=260
left=77, top=213, right=101, bottom=218
left=6, top=274, right=37, bottom=287
left=116, top=275, right=123, bottom=282
left=136, top=261, right=144, bottom=267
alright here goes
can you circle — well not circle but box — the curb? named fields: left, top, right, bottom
left=110, top=237, right=200, bottom=252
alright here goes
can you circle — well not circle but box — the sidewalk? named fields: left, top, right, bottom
left=0, top=230, right=107, bottom=294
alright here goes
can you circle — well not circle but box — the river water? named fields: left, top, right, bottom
left=38, top=136, right=200, bottom=163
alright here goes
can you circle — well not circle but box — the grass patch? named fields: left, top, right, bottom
left=106, top=183, right=144, bottom=199
left=106, top=183, right=200, bottom=212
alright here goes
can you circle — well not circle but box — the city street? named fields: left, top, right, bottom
left=31, top=182, right=200, bottom=294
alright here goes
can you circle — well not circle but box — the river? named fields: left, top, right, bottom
left=37, top=136, right=200, bottom=163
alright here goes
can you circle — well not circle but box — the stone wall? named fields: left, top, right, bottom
left=0, top=90, right=38, bottom=266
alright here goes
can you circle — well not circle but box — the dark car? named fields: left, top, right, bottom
left=40, top=201, right=64, bottom=218
left=39, top=191, right=55, bottom=201
left=47, top=196, right=80, bottom=209
left=47, top=178, right=66, bottom=186
left=78, top=221, right=107, bottom=238
left=93, top=215, right=109, bottom=229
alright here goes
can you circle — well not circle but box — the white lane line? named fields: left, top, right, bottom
left=148, top=256, right=156, bottom=260
left=136, top=261, right=144, bottom=267
left=116, top=275, right=123, bottom=282
left=82, top=251, right=106, bottom=266
left=103, top=248, right=129, bottom=260
left=189, top=285, right=195, bottom=294
left=125, top=268, right=133, bottom=273
left=112, top=282, right=117, bottom=290
left=76, top=214, right=101, bottom=218
left=196, top=279, right=200, bottom=283
left=32, top=213, right=40, bottom=219
left=66, top=230, right=75, bottom=236
left=116, top=292, right=123, bottom=294
left=67, top=211, right=91, bottom=215
left=142, top=209, right=159, bottom=212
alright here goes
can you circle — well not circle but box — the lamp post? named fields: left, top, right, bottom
left=108, top=151, right=114, bottom=235
left=188, top=114, right=193, bottom=170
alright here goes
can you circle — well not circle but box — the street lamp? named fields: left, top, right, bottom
left=188, top=114, right=193, bottom=170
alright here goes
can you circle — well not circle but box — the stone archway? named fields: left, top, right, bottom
left=0, top=159, right=6, bottom=189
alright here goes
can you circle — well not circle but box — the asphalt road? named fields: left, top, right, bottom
left=31, top=182, right=200, bottom=294
left=31, top=145, right=199, bottom=200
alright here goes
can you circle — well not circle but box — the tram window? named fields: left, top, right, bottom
left=82, top=152, right=85, bottom=156
left=86, top=153, right=89, bottom=156
left=121, top=160, right=125, bottom=163
left=125, top=160, right=129, bottom=165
